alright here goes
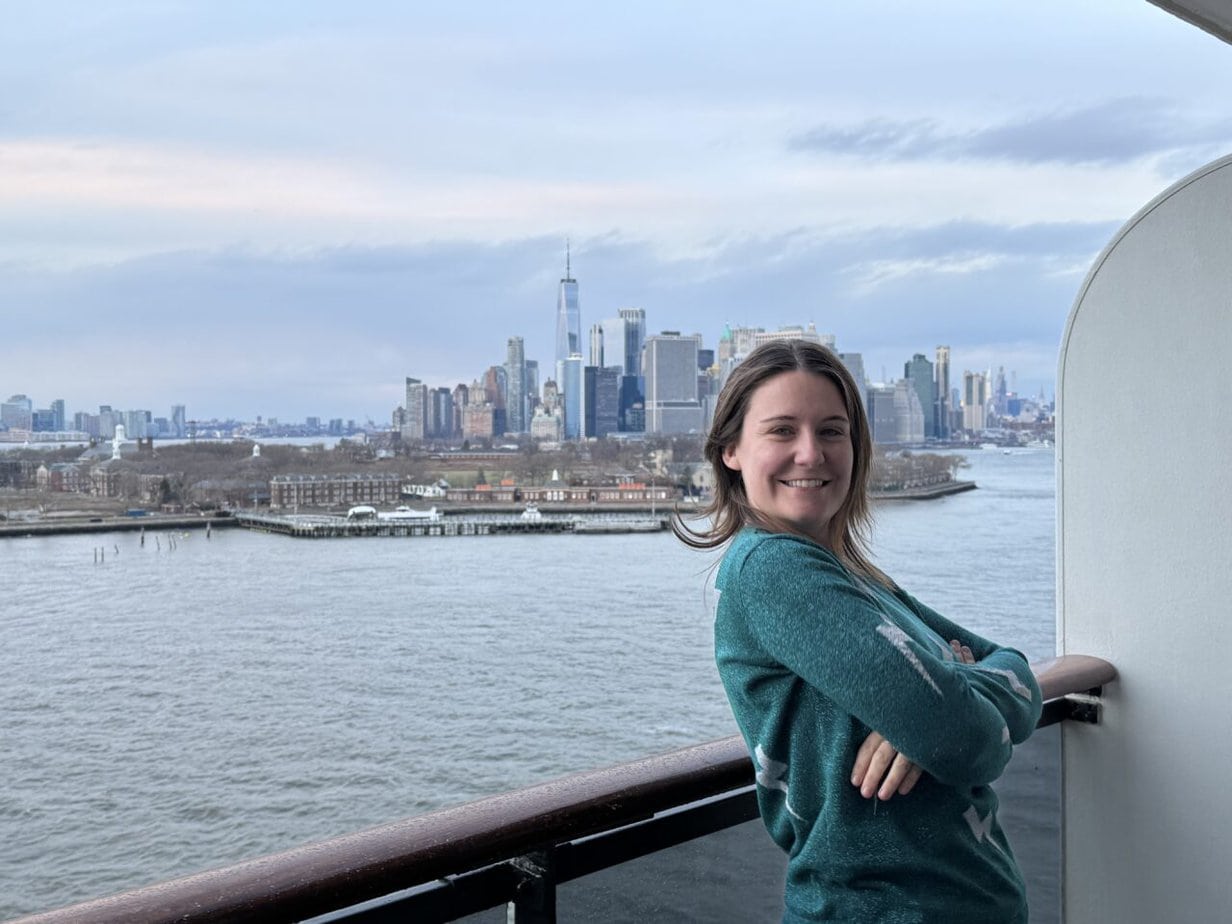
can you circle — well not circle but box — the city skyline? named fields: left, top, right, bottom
left=3, top=3, right=1232, bottom=419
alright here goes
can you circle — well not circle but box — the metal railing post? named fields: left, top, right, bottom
left=509, top=850, right=557, bottom=923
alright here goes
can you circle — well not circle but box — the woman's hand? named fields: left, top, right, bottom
left=851, top=731, right=923, bottom=800
left=850, top=641, right=978, bottom=800
left=851, top=643, right=973, bottom=800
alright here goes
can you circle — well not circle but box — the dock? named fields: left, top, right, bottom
left=233, top=511, right=669, bottom=538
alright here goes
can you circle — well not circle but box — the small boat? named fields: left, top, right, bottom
left=378, top=506, right=442, bottom=523
left=521, top=503, right=543, bottom=522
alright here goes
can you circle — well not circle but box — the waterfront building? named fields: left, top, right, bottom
left=172, top=404, right=187, bottom=439
left=505, top=337, right=527, bottom=434
left=643, top=333, right=703, bottom=435
left=904, top=353, right=936, bottom=439
left=554, top=247, right=581, bottom=367
left=962, top=370, right=989, bottom=432
left=583, top=365, right=620, bottom=439
left=270, top=473, right=403, bottom=510
left=402, top=377, right=427, bottom=443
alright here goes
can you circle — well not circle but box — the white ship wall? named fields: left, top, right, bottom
left=1058, top=153, right=1232, bottom=921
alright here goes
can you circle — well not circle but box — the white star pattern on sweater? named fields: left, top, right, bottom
left=755, top=744, right=803, bottom=820
left=875, top=617, right=943, bottom=697
left=963, top=805, right=1007, bottom=854
left=973, top=665, right=1034, bottom=700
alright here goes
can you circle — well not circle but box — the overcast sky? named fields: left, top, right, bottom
left=3, top=1, right=1231, bottom=423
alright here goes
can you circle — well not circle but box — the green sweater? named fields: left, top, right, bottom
left=715, top=529, right=1043, bottom=923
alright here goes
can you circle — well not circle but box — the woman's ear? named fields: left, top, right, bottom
left=721, top=444, right=742, bottom=472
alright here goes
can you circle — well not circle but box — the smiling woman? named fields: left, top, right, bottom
left=676, top=340, right=1044, bottom=923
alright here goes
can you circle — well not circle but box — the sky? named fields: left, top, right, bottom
left=2, top=1, right=1231, bottom=423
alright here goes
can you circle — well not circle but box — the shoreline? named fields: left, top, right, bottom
left=0, top=480, right=977, bottom=538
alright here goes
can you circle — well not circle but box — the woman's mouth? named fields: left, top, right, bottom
left=781, top=478, right=831, bottom=488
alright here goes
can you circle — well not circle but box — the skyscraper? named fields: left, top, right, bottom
left=618, top=307, right=646, bottom=377
left=935, top=346, right=951, bottom=439
left=403, top=377, right=427, bottom=442
left=643, top=333, right=703, bottom=434
left=506, top=336, right=527, bottom=434
left=962, top=370, right=988, bottom=433
left=904, top=353, right=936, bottom=439
left=555, top=245, right=581, bottom=367
left=557, top=354, right=583, bottom=440
left=583, top=365, right=620, bottom=438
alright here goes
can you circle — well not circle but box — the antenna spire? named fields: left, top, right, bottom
left=565, top=239, right=571, bottom=278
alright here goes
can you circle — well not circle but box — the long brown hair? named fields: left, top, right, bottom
left=673, top=339, right=889, bottom=586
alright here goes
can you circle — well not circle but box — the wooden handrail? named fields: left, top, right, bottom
left=11, top=654, right=1115, bottom=924
left=1033, top=654, right=1117, bottom=701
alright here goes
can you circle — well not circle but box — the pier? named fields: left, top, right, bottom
left=233, top=510, right=669, bottom=538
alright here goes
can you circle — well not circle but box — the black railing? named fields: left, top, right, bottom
left=12, top=655, right=1116, bottom=924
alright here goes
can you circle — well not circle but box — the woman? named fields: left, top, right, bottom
left=676, top=340, right=1042, bottom=923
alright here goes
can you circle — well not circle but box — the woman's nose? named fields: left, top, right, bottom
left=794, top=432, right=823, bottom=465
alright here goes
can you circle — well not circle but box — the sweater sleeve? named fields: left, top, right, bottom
left=733, top=535, right=1031, bottom=788
left=898, top=591, right=1043, bottom=745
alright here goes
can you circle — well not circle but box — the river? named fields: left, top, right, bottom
left=0, top=447, right=1058, bottom=921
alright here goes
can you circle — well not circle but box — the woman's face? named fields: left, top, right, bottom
left=721, top=370, right=853, bottom=548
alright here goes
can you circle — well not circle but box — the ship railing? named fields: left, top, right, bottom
left=13, top=654, right=1115, bottom=924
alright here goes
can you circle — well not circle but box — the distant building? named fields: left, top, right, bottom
left=904, top=353, right=936, bottom=439
left=172, top=404, right=187, bottom=439
left=555, top=246, right=581, bottom=367
left=894, top=380, right=926, bottom=443
left=402, top=377, right=427, bottom=443
left=431, top=387, right=454, bottom=439
left=934, top=346, right=952, bottom=439
left=838, top=352, right=869, bottom=413
left=1, top=394, right=32, bottom=430
left=867, top=385, right=897, bottom=444
left=584, top=365, right=620, bottom=438
left=643, top=333, right=703, bottom=434
left=530, top=405, right=563, bottom=441
left=962, top=370, right=989, bottom=432
left=270, top=473, right=403, bottom=510
left=505, top=337, right=527, bottom=434
left=462, top=401, right=496, bottom=442
left=557, top=355, right=583, bottom=440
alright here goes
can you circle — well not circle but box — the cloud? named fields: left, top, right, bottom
left=0, top=216, right=1110, bottom=418
left=790, top=98, right=1232, bottom=166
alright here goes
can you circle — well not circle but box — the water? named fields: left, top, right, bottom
left=0, top=448, right=1057, bottom=920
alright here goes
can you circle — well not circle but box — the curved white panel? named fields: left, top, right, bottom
left=1058, top=154, right=1232, bottom=921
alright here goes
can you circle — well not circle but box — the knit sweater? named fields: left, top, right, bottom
left=715, top=528, right=1043, bottom=923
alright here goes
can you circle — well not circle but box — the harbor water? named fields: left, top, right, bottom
left=1, top=448, right=1058, bottom=921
